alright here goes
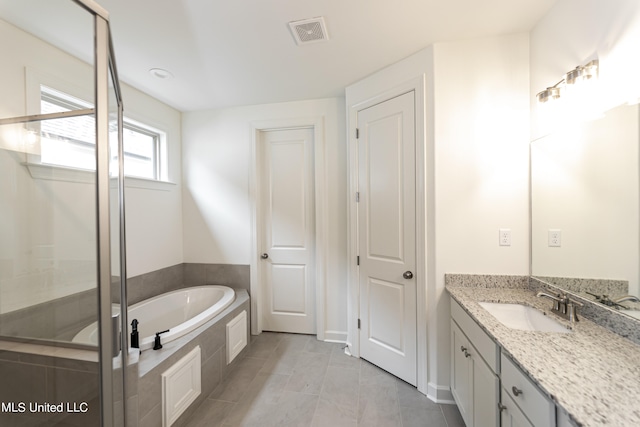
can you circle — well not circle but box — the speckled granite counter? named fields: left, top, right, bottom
left=446, top=284, right=640, bottom=426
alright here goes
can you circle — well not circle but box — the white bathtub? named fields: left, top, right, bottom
left=72, top=285, right=235, bottom=351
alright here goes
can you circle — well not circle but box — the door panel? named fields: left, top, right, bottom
left=270, top=264, right=307, bottom=313
left=260, top=128, right=316, bottom=334
left=368, top=278, right=405, bottom=353
left=358, top=91, right=416, bottom=385
left=269, top=141, right=307, bottom=248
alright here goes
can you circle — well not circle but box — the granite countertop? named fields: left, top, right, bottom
left=446, top=285, right=640, bottom=427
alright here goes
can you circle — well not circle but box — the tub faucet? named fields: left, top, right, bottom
left=153, top=329, right=170, bottom=350
left=131, top=319, right=140, bottom=352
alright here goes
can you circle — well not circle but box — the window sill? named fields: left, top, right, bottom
left=22, top=162, right=176, bottom=191
left=125, top=176, right=176, bottom=191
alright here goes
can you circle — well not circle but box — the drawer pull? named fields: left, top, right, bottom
left=460, top=346, right=471, bottom=357
left=511, top=386, right=523, bottom=397
left=498, top=403, right=507, bottom=412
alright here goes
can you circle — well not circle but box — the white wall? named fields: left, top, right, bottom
left=0, top=18, right=182, bottom=313
left=181, top=98, right=347, bottom=338
left=432, top=34, right=531, bottom=389
left=345, top=33, right=530, bottom=400
left=122, top=84, right=184, bottom=278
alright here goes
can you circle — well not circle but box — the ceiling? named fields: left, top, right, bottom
left=1, top=0, right=558, bottom=112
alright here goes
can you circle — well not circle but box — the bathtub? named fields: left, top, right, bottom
left=72, top=285, right=235, bottom=351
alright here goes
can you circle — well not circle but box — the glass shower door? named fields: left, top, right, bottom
left=0, top=1, right=130, bottom=426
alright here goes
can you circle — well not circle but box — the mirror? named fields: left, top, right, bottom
left=531, top=103, right=640, bottom=320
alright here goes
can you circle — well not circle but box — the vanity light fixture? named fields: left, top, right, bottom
left=536, top=59, right=599, bottom=104
left=536, top=80, right=563, bottom=104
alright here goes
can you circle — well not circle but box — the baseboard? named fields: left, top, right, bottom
left=322, top=330, right=348, bottom=343
left=427, top=382, right=455, bottom=404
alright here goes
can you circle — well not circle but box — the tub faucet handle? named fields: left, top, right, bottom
left=153, top=329, right=170, bottom=350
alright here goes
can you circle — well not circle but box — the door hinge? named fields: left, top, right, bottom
left=355, top=128, right=359, bottom=139
left=356, top=255, right=360, bottom=266
left=355, top=192, right=360, bottom=202
left=357, top=318, right=361, bottom=329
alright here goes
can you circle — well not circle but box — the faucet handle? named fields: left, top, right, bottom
left=566, top=299, right=582, bottom=322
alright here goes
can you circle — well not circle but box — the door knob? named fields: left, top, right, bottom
left=403, top=271, right=413, bottom=279
left=261, top=253, right=269, bottom=259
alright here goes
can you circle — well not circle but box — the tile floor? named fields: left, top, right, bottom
left=183, top=332, right=465, bottom=427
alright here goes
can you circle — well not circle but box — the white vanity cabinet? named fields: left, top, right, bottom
left=451, top=298, right=561, bottom=427
left=501, top=353, right=555, bottom=427
left=451, top=300, right=500, bottom=427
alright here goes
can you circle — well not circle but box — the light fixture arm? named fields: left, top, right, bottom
left=536, top=59, right=599, bottom=104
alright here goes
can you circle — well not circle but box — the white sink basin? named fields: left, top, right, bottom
left=478, top=302, right=571, bottom=333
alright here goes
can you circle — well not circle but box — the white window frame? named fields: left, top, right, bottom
left=24, top=67, right=174, bottom=191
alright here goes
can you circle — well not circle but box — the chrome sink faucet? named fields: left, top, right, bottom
left=586, top=292, right=639, bottom=309
left=536, top=291, right=566, bottom=311
left=536, top=291, right=582, bottom=322
left=613, top=295, right=640, bottom=304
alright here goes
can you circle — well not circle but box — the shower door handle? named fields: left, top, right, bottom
left=261, top=253, right=269, bottom=259
left=403, top=271, right=414, bottom=279
left=112, top=313, right=121, bottom=358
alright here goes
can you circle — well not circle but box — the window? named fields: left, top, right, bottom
left=39, top=85, right=165, bottom=181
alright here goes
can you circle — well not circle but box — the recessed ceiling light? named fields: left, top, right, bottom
left=149, top=68, right=174, bottom=79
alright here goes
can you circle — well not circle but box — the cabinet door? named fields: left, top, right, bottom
left=472, top=351, right=499, bottom=427
left=451, top=321, right=472, bottom=426
left=557, top=408, right=576, bottom=427
left=501, top=389, right=534, bottom=427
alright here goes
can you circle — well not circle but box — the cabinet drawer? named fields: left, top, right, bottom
left=500, top=389, right=534, bottom=427
left=451, top=299, right=498, bottom=373
left=501, top=353, right=555, bottom=427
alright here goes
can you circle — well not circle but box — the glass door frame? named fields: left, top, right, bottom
left=93, top=3, right=127, bottom=426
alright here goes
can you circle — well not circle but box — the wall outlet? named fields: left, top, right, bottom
left=499, top=229, right=511, bottom=246
left=548, top=229, right=561, bottom=247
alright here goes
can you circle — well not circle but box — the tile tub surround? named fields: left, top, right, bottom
left=446, top=284, right=640, bottom=427
left=0, top=263, right=248, bottom=342
left=0, top=288, right=96, bottom=341
left=138, top=289, right=250, bottom=427
left=0, top=342, right=140, bottom=427
left=0, top=342, right=100, bottom=426
left=126, top=263, right=250, bottom=306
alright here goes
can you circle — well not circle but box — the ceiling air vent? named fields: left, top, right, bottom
left=289, top=17, right=329, bottom=45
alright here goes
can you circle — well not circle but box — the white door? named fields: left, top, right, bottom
left=357, top=91, right=417, bottom=385
left=259, top=128, right=316, bottom=334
